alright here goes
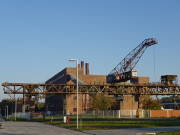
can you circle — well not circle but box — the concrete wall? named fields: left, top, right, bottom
left=13, top=112, right=31, bottom=120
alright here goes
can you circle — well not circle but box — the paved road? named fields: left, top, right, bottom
left=0, top=122, right=88, bottom=135
left=0, top=122, right=180, bottom=135
left=85, top=127, right=180, bottom=135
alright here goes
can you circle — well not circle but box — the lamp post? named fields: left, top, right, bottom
left=5, top=105, right=8, bottom=120
left=15, top=97, right=17, bottom=121
left=0, top=109, right=1, bottom=121
left=69, top=59, right=78, bottom=129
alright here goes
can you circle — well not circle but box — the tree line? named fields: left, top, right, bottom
left=0, top=95, right=179, bottom=116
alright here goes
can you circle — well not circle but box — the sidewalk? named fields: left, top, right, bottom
left=0, top=122, right=89, bottom=135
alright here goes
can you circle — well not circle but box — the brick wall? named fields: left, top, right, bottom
left=150, top=110, right=180, bottom=118
left=131, top=77, right=149, bottom=84
left=82, top=75, right=107, bottom=85
left=119, top=95, right=138, bottom=110
left=66, top=94, right=89, bottom=115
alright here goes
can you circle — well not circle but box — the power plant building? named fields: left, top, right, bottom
left=45, top=61, right=149, bottom=115
left=45, top=61, right=107, bottom=114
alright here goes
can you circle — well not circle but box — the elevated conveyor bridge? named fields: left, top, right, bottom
left=2, top=82, right=180, bottom=99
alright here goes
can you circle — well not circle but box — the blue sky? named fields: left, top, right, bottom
left=0, top=0, right=180, bottom=101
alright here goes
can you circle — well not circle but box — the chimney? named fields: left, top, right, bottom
left=81, top=61, right=84, bottom=69
left=78, top=64, right=80, bottom=69
left=85, top=63, right=89, bottom=75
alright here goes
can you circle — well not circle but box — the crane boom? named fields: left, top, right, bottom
left=107, top=38, right=158, bottom=83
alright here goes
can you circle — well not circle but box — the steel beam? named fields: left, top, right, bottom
left=2, top=82, right=180, bottom=97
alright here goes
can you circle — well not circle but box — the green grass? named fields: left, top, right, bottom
left=7, top=116, right=180, bottom=131
left=6, top=116, right=28, bottom=121
left=41, top=117, right=180, bottom=131
left=157, top=131, right=180, bottom=135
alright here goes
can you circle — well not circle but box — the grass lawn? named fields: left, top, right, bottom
left=41, top=116, right=180, bottom=131
left=157, top=131, right=180, bottom=135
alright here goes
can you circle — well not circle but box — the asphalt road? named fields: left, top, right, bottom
left=85, top=127, right=180, bottom=135
left=0, top=122, right=180, bottom=135
left=0, top=122, right=87, bottom=135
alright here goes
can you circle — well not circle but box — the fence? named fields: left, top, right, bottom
left=142, top=110, right=151, bottom=118
left=30, top=109, right=180, bottom=119
left=12, top=112, right=31, bottom=120
left=79, top=110, right=137, bottom=118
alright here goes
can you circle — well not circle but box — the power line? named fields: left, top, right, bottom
left=153, top=46, right=156, bottom=82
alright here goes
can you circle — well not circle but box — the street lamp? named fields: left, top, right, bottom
left=15, top=97, right=17, bottom=121
left=69, top=59, right=78, bottom=129
left=5, top=105, right=8, bottom=120
left=0, top=109, right=1, bottom=121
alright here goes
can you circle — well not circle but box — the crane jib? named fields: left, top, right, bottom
left=107, top=38, right=158, bottom=83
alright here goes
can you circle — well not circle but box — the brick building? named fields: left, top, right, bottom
left=45, top=61, right=149, bottom=115
left=45, top=61, right=107, bottom=115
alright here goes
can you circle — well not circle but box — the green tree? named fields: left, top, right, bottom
left=90, top=94, right=116, bottom=111
left=0, top=99, right=15, bottom=116
left=35, top=102, right=45, bottom=112
left=142, top=98, right=161, bottom=110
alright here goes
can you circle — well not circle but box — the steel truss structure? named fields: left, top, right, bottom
left=109, top=38, right=158, bottom=75
left=2, top=82, right=180, bottom=98
left=107, top=38, right=158, bottom=83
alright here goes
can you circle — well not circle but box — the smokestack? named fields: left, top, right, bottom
left=81, top=61, right=84, bottom=69
left=78, top=64, right=80, bottom=69
left=85, top=63, right=89, bottom=75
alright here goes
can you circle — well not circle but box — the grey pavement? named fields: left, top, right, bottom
left=0, top=122, right=180, bottom=135
left=0, top=122, right=88, bottom=135
left=85, top=126, right=180, bottom=135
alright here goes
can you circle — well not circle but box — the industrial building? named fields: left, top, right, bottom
left=45, top=61, right=149, bottom=115
left=45, top=61, right=106, bottom=115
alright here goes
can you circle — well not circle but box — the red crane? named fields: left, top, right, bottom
left=107, top=38, right=158, bottom=83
